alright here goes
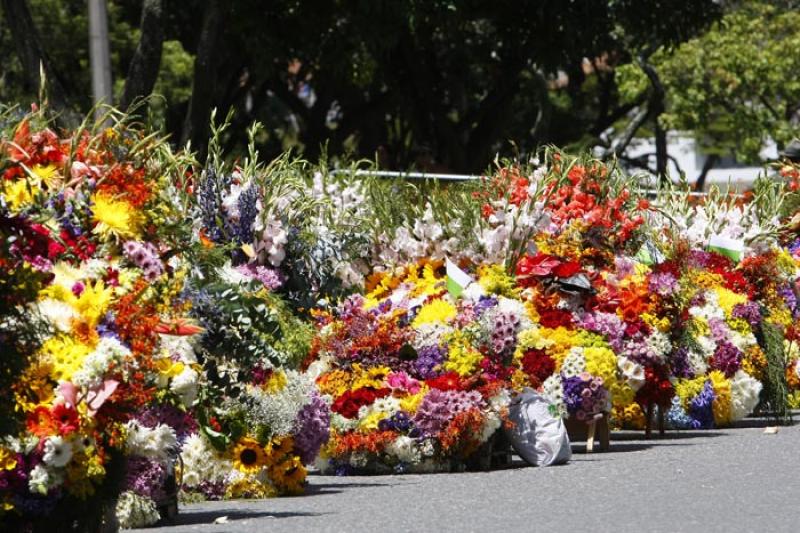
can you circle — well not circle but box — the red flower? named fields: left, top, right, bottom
left=426, top=372, right=464, bottom=391
left=26, top=406, right=57, bottom=438
left=331, top=387, right=391, bottom=419
left=552, top=261, right=581, bottom=278
left=516, top=253, right=560, bottom=278
left=520, top=349, right=556, bottom=386
left=537, top=309, right=573, bottom=328
left=51, top=403, right=80, bottom=435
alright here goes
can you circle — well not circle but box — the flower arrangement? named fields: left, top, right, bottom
left=310, top=261, right=518, bottom=474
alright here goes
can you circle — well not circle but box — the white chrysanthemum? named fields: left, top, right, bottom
left=488, top=389, right=511, bottom=412
left=479, top=412, right=502, bottom=443
left=330, top=412, right=359, bottom=432
left=125, top=421, right=177, bottom=462
left=180, top=433, right=231, bottom=488
left=170, top=366, right=199, bottom=406
left=542, top=374, right=566, bottom=417
left=729, top=330, right=757, bottom=352
left=73, top=336, right=131, bottom=388
left=560, top=348, right=586, bottom=378
left=696, top=335, right=717, bottom=359
left=411, top=322, right=451, bottom=351
left=37, top=298, right=77, bottom=332
left=646, top=330, right=672, bottom=361
left=729, top=370, right=763, bottom=421
left=28, top=464, right=51, bottom=495
left=43, top=436, right=73, bottom=468
left=116, top=491, right=161, bottom=529
left=461, top=282, right=487, bottom=302
left=386, top=436, right=421, bottom=464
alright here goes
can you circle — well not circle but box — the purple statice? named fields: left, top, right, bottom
left=135, top=404, right=197, bottom=443
left=413, top=345, right=445, bottom=379
left=292, top=393, right=331, bottom=464
left=378, top=411, right=413, bottom=433
left=338, top=295, right=366, bottom=321
left=732, top=301, right=762, bottom=326
left=688, top=381, right=716, bottom=429
left=578, top=312, right=625, bottom=352
left=473, top=295, right=498, bottom=318
left=235, top=185, right=258, bottom=245
left=711, top=341, right=742, bottom=378
left=124, top=456, right=167, bottom=501
left=670, top=347, right=695, bottom=379
left=196, top=480, right=226, bottom=500
left=777, top=284, right=799, bottom=318
left=649, top=271, right=678, bottom=297
left=123, top=240, right=163, bottom=281
left=235, top=263, right=283, bottom=290
left=788, top=238, right=800, bottom=258
left=490, top=311, right=520, bottom=360
left=411, top=389, right=483, bottom=437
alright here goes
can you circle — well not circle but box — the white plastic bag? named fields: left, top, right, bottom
left=504, top=388, right=571, bottom=466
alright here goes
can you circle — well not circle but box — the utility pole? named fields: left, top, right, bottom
left=88, top=0, right=113, bottom=119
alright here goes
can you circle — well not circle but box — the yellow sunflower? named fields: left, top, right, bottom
left=232, top=437, right=267, bottom=474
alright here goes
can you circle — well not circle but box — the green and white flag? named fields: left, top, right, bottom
left=446, top=258, right=473, bottom=298
left=707, top=234, right=744, bottom=262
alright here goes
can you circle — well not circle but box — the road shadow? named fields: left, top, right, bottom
left=609, top=430, right=728, bottom=441
left=164, top=509, right=327, bottom=527
left=306, top=481, right=420, bottom=495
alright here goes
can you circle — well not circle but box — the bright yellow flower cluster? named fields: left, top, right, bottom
left=411, top=299, right=456, bottom=328
left=399, top=385, right=429, bottom=414
left=358, top=411, right=386, bottom=432
left=443, top=330, right=482, bottom=376
left=477, top=264, right=517, bottom=297
left=685, top=270, right=724, bottom=291
left=317, top=369, right=353, bottom=397
left=641, top=312, right=671, bottom=333
left=741, top=346, right=767, bottom=381
left=674, top=376, right=708, bottom=410
left=42, top=336, right=94, bottom=382
left=2, top=178, right=39, bottom=213
left=351, top=365, right=391, bottom=390
left=708, top=371, right=731, bottom=425
left=612, top=403, right=646, bottom=430
left=65, top=447, right=105, bottom=499
left=713, top=287, right=746, bottom=318
left=264, top=370, right=288, bottom=394
left=584, top=346, right=630, bottom=406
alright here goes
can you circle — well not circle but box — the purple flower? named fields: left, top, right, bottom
left=292, top=393, right=331, bottom=464
left=411, top=389, right=483, bottom=437
left=711, top=341, right=742, bottom=378
left=413, top=346, right=445, bottom=379
left=649, top=272, right=678, bottom=297
left=688, top=381, right=716, bottom=429
left=671, top=347, right=695, bottom=379
left=732, top=302, right=762, bottom=326
left=135, top=404, right=197, bottom=443
left=124, top=456, right=168, bottom=501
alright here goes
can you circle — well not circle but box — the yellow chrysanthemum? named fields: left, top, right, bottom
left=91, top=192, right=142, bottom=240
left=14, top=361, right=55, bottom=413
left=443, top=330, right=482, bottom=376
left=232, top=437, right=267, bottom=474
left=358, top=411, right=386, bottom=432
left=73, top=280, right=114, bottom=328
left=155, top=358, right=186, bottom=379
left=477, top=264, right=516, bottom=297
left=641, top=312, right=671, bottom=333
left=264, top=370, right=288, bottom=393
left=42, top=336, right=94, bottom=382
left=352, top=365, right=391, bottom=390
left=2, top=179, right=37, bottom=213
left=0, top=449, right=17, bottom=471
left=674, top=376, right=708, bottom=410
left=317, top=369, right=353, bottom=397
left=412, top=299, right=456, bottom=328
left=714, top=287, right=746, bottom=317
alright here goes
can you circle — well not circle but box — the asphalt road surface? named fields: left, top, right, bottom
left=138, top=417, right=799, bottom=533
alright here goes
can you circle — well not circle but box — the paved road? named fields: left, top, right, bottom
left=138, top=418, right=799, bottom=533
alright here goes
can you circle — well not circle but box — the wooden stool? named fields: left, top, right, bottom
left=565, top=413, right=610, bottom=452
left=644, top=403, right=666, bottom=438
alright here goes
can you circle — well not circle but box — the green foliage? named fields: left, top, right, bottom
left=757, top=320, right=792, bottom=425
left=654, top=1, right=800, bottom=162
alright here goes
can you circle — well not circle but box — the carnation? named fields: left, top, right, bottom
left=125, top=421, right=177, bottom=463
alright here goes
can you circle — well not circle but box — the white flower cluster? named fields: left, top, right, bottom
left=180, top=433, right=231, bottom=488
left=241, top=370, right=314, bottom=438
left=116, top=491, right=161, bottom=529
left=729, top=370, right=763, bottom=421
left=561, top=348, right=587, bottom=377
left=125, top=421, right=177, bottom=463
left=254, top=217, right=288, bottom=267
left=617, top=356, right=645, bottom=391
left=542, top=374, right=567, bottom=418
left=73, top=336, right=131, bottom=389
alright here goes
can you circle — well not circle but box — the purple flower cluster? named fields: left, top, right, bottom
left=562, top=373, right=608, bottom=420
left=411, top=389, right=482, bottom=437
left=235, top=264, right=283, bottom=290
left=788, top=238, right=800, bottom=257
left=711, top=341, right=742, bottom=377
left=688, top=381, right=716, bottom=429
left=491, top=311, right=519, bottom=359
left=777, top=284, right=799, bottom=318
left=707, top=318, right=730, bottom=343
left=413, top=345, right=445, bottom=379
left=473, top=296, right=498, bottom=318
left=378, top=411, right=413, bottom=433
left=123, top=240, right=163, bottom=281
left=670, top=347, right=695, bottom=379
left=135, top=404, right=198, bottom=443
left=649, top=271, right=678, bottom=297
left=292, top=392, right=331, bottom=465
left=731, top=302, right=762, bottom=326
left=124, top=456, right=167, bottom=501
left=195, top=480, right=226, bottom=500
left=621, top=336, right=660, bottom=366
left=578, top=312, right=624, bottom=351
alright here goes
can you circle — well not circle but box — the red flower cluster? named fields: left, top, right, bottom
left=473, top=166, right=531, bottom=219
left=516, top=253, right=582, bottom=288
left=426, top=371, right=465, bottom=391
left=520, top=349, right=556, bottom=387
left=331, top=387, right=391, bottom=419
left=635, top=367, right=674, bottom=407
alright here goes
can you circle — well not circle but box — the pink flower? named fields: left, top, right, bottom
left=386, top=372, right=421, bottom=394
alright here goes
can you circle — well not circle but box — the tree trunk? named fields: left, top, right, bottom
left=181, top=0, right=225, bottom=159
left=120, top=0, right=164, bottom=111
left=1, top=0, right=77, bottom=126
left=695, top=154, right=718, bottom=192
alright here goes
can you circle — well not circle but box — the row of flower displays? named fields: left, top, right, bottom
left=1, top=108, right=799, bottom=530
